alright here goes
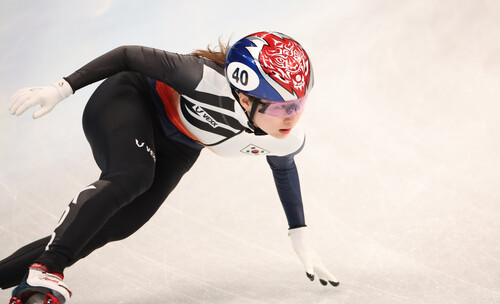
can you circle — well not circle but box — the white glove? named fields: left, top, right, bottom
left=289, top=226, right=339, bottom=287
left=9, top=78, right=73, bottom=119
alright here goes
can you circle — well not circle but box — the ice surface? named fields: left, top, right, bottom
left=1, top=0, right=499, bottom=303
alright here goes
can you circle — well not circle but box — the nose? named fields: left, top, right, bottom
left=284, top=113, right=298, bottom=125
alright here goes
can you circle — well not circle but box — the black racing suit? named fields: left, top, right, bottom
left=0, top=46, right=306, bottom=289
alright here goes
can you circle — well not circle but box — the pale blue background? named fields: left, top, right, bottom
left=1, top=0, right=499, bottom=303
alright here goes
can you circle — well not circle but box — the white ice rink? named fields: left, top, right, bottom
left=1, top=0, right=499, bottom=303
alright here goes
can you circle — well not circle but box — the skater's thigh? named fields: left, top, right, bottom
left=111, top=137, right=202, bottom=227
left=71, top=138, right=201, bottom=262
left=82, top=72, right=157, bottom=174
left=103, top=137, right=201, bottom=236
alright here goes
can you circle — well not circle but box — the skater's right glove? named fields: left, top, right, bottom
left=289, top=226, right=339, bottom=287
left=9, top=78, right=73, bottom=119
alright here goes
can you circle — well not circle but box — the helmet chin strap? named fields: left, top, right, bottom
left=248, top=100, right=268, bottom=136
left=232, top=89, right=268, bottom=135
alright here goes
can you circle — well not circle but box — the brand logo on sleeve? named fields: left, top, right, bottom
left=193, top=105, right=219, bottom=128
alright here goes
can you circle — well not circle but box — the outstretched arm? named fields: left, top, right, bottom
left=64, top=45, right=203, bottom=93
left=267, top=149, right=340, bottom=287
left=9, top=45, right=204, bottom=118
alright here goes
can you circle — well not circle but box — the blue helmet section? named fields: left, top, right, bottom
left=225, top=38, right=284, bottom=101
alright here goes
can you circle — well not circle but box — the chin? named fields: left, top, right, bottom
left=269, top=132, right=289, bottom=139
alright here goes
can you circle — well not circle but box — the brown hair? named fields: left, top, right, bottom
left=192, top=37, right=232, bottom=67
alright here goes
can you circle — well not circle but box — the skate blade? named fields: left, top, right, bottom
left=10, top=293, right=60, bottom=304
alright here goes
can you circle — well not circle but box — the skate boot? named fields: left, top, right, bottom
left=9, top=263, right=72, bottom=304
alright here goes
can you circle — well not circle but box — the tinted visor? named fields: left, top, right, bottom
left=257, top=96, right=307, bottom=117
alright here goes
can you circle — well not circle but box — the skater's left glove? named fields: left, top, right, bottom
left=289, top=226, right=339, bottom=287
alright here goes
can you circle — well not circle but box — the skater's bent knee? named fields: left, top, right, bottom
left=102, top=165, right=155, bottom=197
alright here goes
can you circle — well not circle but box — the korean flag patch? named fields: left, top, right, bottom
left=240, top=144, right=270, bottom=156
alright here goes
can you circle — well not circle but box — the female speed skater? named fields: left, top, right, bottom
left=2, top=31, right=339, bottom=304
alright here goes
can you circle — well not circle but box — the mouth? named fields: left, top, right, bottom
left=279, top=128, right=292, bottom=134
